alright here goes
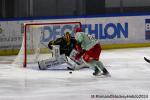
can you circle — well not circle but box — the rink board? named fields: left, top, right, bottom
left=0, top=13, right=150, bottom=55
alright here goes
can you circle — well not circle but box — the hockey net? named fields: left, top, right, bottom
left=13, top=22, right=81, bottom=67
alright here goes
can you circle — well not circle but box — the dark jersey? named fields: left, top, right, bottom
left=48, top=37, right=77, bottom=56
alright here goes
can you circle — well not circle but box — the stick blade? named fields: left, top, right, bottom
left=144, top=57, right=150, bottom=63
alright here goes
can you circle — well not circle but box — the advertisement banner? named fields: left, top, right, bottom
left=0, top=15, right=150, bottom=55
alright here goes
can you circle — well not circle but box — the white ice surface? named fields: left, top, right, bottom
left=0, top=47, right=150, bottom=100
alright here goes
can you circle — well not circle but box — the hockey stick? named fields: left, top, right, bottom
left=144, top=57, right=150, bottom=63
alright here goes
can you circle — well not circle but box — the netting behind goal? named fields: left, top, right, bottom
left=13, top=22, right=81, bottom=67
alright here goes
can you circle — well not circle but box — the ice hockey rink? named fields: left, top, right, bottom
left=0, top=47, right=150, bottom=100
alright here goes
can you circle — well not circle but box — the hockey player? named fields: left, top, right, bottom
left=74, top=28, right=110, bottom=76
left=38, top=32, right=77, bottom=70
left=48, top=32, right=76, bottom=56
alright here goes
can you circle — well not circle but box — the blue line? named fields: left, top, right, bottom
left=0, top=12, right=150, bottom=21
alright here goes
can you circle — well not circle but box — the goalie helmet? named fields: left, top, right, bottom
left=64, top=32, right=71, bottom=43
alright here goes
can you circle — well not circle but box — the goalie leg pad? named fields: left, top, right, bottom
left=69, top=49, right=84, bottom=65
left=38, top=54, right=67, bottom=70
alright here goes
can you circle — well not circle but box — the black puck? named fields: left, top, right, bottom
left=69, top=71, right=72, bottom=74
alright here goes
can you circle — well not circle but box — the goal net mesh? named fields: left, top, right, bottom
left=13, top=22, right=81, bottom=67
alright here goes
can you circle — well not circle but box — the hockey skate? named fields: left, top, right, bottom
left=93, top=67, right=101, bottom=76
left=101, top=68, right=111, bottom=77
left=93, top=67, right=110, bottom=77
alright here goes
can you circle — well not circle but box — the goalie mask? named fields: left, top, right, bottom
left=64, top=32, right=71, bottom=45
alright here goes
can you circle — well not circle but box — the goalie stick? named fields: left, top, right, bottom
left=144, top=57, right=150, bottom=63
